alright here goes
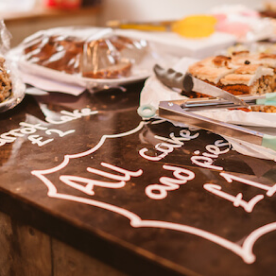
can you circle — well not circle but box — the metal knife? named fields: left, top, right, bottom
left=158, top=100, right=276, bottom=151
left=179, top=93, right=276, bottom=111
left=154, top=64, right=248, bottom=107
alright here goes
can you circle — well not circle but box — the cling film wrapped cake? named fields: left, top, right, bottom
left=0, top=20, right=13, bottom=103
left=20, top=27, right=149, bottom=82
left=0, top=56, right=12, bottom=103
left=0, top=20, right=25, bottom=112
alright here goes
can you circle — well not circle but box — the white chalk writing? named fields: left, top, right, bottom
left=0, top=108, right=97, bottom=148
left=60, top=162, right=143, bottom=195
left=191, top=140, right=230, bottom=170
left=204, top=184, right=264, bottom=213
left=221, top=173, right=276, bottom=197
left=139, top=129, right=199, bottom=161
left=145, top=165, right=195, bottom=200
left=31, top=121, right=276, bottom=265
left=45, top=108, right=97, bottom=124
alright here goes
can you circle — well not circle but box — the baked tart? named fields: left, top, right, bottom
left=188, top=52, right=276, bottom=96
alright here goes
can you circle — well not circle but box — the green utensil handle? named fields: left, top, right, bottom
left=256, top=92, right=276, bottom=106
left=137, top=104, right=156, bottom=118
left=262, top=134, right=276, bottom=151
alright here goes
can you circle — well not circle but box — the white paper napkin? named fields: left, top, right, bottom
left=22, top=72, right=85, bottom=96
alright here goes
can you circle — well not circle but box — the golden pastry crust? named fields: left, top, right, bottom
left=0, top=57, right=12, bottom=102
left=188, top=56, right=235, bottom=84
left=231, top=50, right=250, bottom=56
left=220, top=74, right=253, bottom=86
left=219, top=75, right=273, bottom=95
left=188, top=53, right=276, bottom=96
left=231, top=52, right=276, bottom=68
left=234, top=64, right=262, bottom=74
left=250, top=105, right=276, bottom=112
left=212, top=55, right=231, bottom=67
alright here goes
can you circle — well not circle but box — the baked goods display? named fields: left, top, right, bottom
left=21, top=32, right=147, bottom=79
left=0, top=56, right=12, bottom=103
left=188, top=51, right=276, bottom=97
left=228, top=105, right=276, bottom=113
left=23, top=34, right=84, bottom=75
left=0, top=20, right=26, bottom=112
left=82, top=36, right=134, bottom=79
left=250, top=105, right=276, bottom=112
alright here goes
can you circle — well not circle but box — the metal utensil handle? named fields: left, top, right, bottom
left=153, top=64, right=185, bottom=90
left=158, top=101, right=264, bottom=146
left=182, top=73, right=194, bottom=92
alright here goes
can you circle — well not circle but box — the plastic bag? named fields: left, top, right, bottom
left=17, top=27, right=166, bottom=92
left=0, top=20, right=25, bottom=112
left=21, top=27, right=149, bottom=80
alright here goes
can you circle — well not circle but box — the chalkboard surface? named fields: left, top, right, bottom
left=1, top=82, right=276, bottom=276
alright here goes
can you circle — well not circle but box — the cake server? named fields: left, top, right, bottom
left=158, top=100, right=276, bottom=151
left=153, top=64, right=248, bottom=107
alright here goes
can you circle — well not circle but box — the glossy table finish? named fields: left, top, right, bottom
left=1, top=82, right=276, bottom=276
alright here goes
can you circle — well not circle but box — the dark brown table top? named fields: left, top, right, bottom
left=1, top=81, right=276, bottom=276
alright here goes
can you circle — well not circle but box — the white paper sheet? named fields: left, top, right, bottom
left=21, top=72, right=85, bottom=96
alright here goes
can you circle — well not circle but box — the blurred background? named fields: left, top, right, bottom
left=0, top=0, right=269, bottom=47
left=100, top=0, right=262, bottom=22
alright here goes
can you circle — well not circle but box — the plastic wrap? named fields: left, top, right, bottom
left=0, top=20, right=25, bottom=112
left=19, top=27, right=155, bottom=91
left=16, top=26, right=237, bottom=93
